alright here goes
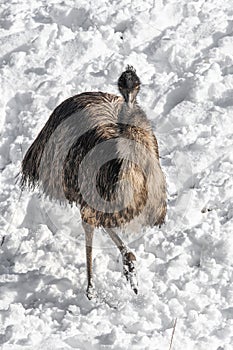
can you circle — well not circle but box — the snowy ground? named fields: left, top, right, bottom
left=0, top=0, right=233, bottom=349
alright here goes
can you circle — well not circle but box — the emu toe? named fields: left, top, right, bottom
left=122, top=249, right=138, bottom=294
left=86, top=284, right=97, bottom=300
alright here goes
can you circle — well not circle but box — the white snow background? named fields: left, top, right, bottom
left=0, top=0, right=233, bottom=349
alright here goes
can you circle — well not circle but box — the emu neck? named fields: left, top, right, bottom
left=127, top=97, right=135, bottom=109
left=118, top=100, right=138, bottom=126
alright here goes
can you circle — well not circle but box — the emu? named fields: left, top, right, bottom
left=21, top=66, right=167, bottom=299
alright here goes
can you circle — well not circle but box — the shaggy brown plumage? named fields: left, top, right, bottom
left=21, top=91, right=166, bottom=228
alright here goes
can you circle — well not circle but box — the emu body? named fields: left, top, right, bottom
left=21, top=67, right=167, bottom=298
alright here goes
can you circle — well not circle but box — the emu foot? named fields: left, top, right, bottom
left=86, top=284, right=97, bottom=300
left=122, top=248, right=138, bottom=294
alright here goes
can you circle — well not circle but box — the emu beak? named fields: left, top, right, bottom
left=127, top=92, right=134, bottom=108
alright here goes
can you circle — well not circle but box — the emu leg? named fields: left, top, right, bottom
left=82, top=221, right=96, bottom=300
left=105, top=228, right=138, bottom=294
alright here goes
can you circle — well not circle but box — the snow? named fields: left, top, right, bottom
left=0, top=0, right=233, bottom=349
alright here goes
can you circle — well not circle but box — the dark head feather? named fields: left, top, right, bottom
left=118, top=66, right=141, bottom=105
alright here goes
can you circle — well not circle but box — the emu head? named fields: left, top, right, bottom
left=118, top=65, right=141, bottom=107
